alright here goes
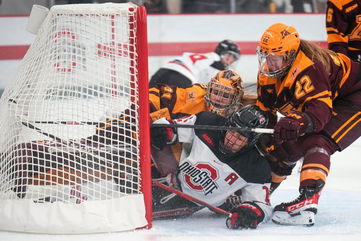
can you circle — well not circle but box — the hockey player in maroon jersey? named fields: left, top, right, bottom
left=151, top=105, right=272, bottom=229
left=149, top=40, right=241, bottom=88
left=149, top=69, right=247, bottom=121
left=326, top=0, right=361, bottom=61
left=256, top=22, right=361, bottom=226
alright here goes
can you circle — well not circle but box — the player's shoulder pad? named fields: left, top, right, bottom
left=329, top=0, right=354, bottom=10
left=192, top=83, right=208, bottom=89
left=195, top=111, right=227, bottom=126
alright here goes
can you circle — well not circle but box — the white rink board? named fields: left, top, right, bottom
left=0, top=14, right=326, bottom=87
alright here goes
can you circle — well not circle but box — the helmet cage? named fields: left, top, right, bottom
left=257, top=46, right=296, bottom=78
left=204, top=70, right=244, bottom=116
left=219, top=105, right=268, bottom=154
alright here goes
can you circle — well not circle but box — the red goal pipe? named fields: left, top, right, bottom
left=136, top=5, right=152, bottom=228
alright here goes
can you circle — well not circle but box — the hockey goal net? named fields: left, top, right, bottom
left=0, top=3, right=151, bottom=233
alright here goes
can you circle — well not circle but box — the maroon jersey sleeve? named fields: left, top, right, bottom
left=326, top=0, right=361, bottom=58
left=326, top=0, right=350, bottom=55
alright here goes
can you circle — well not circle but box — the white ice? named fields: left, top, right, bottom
left=1, top=140, right=361, bottom=241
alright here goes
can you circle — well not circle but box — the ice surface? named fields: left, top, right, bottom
left=1, top=141, right=361, bottom=241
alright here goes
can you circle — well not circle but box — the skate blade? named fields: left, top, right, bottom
left=272, top=210, right=315, bottom=226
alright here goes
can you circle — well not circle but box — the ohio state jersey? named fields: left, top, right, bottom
left=162, top=52, right=224, bottom=85
left=154, top=111, right=272, bottom=221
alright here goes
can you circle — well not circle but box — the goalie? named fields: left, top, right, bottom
left=149, top=69, right=248, bottom=121
left=151, top=105, right=273, bottom=229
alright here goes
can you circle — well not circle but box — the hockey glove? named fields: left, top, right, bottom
left=273, top=112, right=313, bottom=144
left=226, top=202, right=265, bottom=229
left=151, top=120, right=177, bottom=150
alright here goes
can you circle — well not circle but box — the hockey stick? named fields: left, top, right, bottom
left=152, top=180, right=231, bottom=217
left=21, top=121, right=66, bottom=143
left=32, top=121, right=101, bottom=125
left=27, top=121, right=274, bottom=134
left=244, top=82, right=256, bottom=91
left=8, top=99, right=134, bottom=169
left=28, top=118, right=130, bottom=127
left=8, top=99, right=130, bottom=126
left=151, top=123, right=274, bottom=134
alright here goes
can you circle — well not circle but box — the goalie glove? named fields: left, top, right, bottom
left=151, top=118, right=178, bottom=150
left=226, top=202, right=265, bottom=229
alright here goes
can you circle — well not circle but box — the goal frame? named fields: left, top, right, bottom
left=0, top=3, right=152, bottom=233
left=136, top=3, right=152, bottom=230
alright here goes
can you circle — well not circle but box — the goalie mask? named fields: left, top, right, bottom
left=219, top=105, right=268, bottom=155
left=204, top=70, right=244, bottom=117
left=257, top=23, right=300, bottom=78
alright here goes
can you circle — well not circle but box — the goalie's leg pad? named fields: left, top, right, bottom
left=152, top=184, right=203, bottom=219
left=272, top=210, right=315, bottom=226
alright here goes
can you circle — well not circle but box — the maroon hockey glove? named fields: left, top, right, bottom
left=151, top=120, right=177, bottom=150
left=226, top=202, right=265, bottom=229
left=273, top=112, right=313, bottom=144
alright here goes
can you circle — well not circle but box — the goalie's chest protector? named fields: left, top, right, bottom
left=177, top=136, right=247, bottom=207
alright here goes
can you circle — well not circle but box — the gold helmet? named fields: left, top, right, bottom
left=204, top=70, right=244, bottom=117
left=257, top=23, right=300, bottom=78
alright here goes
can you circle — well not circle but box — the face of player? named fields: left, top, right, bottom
left=221, top=53, right=237, bottom=67
left=209, top=85, right=236, bottom=109
left=223, top=130, right=248, bottom=153
left=266, top=54, right=287, bottom=73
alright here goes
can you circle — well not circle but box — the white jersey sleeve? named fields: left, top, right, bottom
left=172, top=114, right=198, bottom=143
left=240, top=183, right=273, bottom=223
left=162, top=52, right=221, bottom=84
left=152, top=115, right=198, bottom=144
left=196, top=65, right=220, bottom=85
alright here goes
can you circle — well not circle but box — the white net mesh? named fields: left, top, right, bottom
left=0, top=3, right=149, bottom=233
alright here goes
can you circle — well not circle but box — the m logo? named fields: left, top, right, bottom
left=186, top=91, right=195, bottom=103
left=281, top=29, right=290, bottom=39
left=262, top=35, right=270, bottom=45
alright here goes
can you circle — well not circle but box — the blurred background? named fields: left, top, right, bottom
left=0, top=0, right=328, bottom=97
left=0, top=0, right=327, bottom=14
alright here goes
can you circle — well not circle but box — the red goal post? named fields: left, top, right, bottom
left=0, top=3, right=151, bottom=233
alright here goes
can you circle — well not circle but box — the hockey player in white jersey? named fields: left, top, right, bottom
left=151, top=105, right=272, bottom=229
left=149, top=40, right=241, bottom=88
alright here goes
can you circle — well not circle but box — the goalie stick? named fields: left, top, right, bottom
left=8, top=98, right=131, bottom=127
left=21, top=121, right=66, bottom=144
left=19, top=121, right=125, bottom=165
left=32, top=121, right=102, bottom=125
left=152, top=180, right=232, bottom=217
left=16, top=119, right=139, bottom=199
